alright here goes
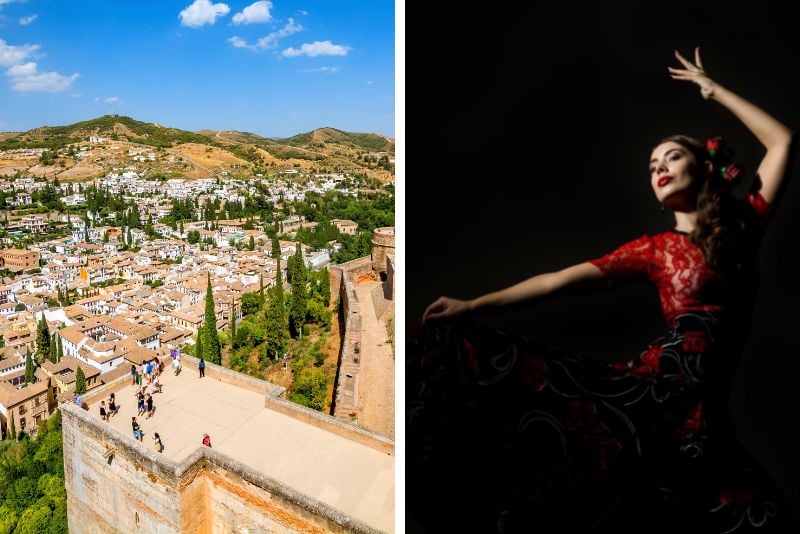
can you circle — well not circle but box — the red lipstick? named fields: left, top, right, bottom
left=657, top=175, right=673, bottom=187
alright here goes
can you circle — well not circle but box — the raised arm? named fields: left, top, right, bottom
left=670, top=47, right=796, bottom=206
left=422, top=262, right=606, bottom=323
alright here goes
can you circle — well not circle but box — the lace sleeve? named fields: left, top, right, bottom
left=587, top=234, right=655, bottom=288
left=744, top=174, right=774, bottom=221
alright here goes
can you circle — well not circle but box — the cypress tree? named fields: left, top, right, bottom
left=202, top=273, right=221, bottom=364
left=265, top=255, right=287, bottom=362
left=9, top=413, right=16, bottom=440
left=195, top=328, right=203, bottom=360
left=248, top=235, right=255, bottom=251
left=75, top=366, right=86, bottom=394
left=289, top=243, right=307, bottom=338
left=230, top=295, right=236, bottom=344
left=57, top=334, right=63, bottom=363
left=24, top=352, right=34, bottom=383
left=36, top=314, right=50, bottom=363
left=49, top=332, right=57, bottom=363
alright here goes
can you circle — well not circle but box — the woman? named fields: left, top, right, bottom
left=153, top=432, right=164, bottom=454
left=410, top=48, right=798, bottom=533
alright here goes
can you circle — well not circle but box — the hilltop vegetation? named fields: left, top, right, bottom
left=0, top=116, right=394, bottom=181
left=0, top=115, right=212, bottom=150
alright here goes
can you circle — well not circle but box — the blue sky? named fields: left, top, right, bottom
left=0, top=0, right=395, bottom=137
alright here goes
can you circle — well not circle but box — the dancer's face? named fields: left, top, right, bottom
left=649, top=142, right=709, bottom=210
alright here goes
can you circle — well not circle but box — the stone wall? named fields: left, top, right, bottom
left=329, top=255, right=387, bottom=422
left=264, top=395, right=393, bottom=456
left=61, top=402, right=385, bottom=533
left=370, top=227, right=394, bottom=274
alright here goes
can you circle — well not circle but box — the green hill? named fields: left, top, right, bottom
left=0, top=115, right=214, bottom=150
left=278, top=127, right=394, bottom=154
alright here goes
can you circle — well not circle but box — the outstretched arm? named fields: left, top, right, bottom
left=422, top=262, right=607, bottom=322
left=670, top=47, right=796, bottom=206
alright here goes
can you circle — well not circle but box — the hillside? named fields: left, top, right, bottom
left=0, top=116, right=395, bottom=182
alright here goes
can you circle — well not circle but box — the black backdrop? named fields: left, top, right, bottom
left=406, top=1, right=800, bottom=530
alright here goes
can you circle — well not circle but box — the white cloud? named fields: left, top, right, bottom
left=255, top=18, right=302, bottom=49
left=366, top=80, right=373, bottom=85
left=228, top=36, right=249, bottom=48
left=229, top=18, right=303, bottom=51
left=10, top=70, right=79, bottom=93
left=19, top=14, right=37, bottom=25
left=300, top=66, right=338, bottom=74
left=1, top=39, right=78, bottom=92
left=232, top=0, right=272, bottom=25
left=5, top=61, right=36, bottom=76
left=282, top=40, right=350, bottom=58
left=70, top=92, right=81, bottom=98
left=0, top=39, right=39, bottom=67
left=179, top=0, right=230, bottom=28
left=104, top=96, right=120, bottom=104
left=298, top=10, right=308, bottom=16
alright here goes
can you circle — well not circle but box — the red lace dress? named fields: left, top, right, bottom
left=407, top=190, right=798, bottom=533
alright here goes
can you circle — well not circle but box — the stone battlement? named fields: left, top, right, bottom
left=62, top=357, right=394, bottom=533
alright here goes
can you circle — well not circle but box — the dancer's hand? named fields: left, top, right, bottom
left=668, top=47, right=718, bottom=100
left=422, top=296, right=473, bottom=323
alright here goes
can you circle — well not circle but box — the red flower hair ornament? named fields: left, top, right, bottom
left=705, top=136, right=742, bottom=186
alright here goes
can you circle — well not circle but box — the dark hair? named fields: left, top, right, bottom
left=653, top=134, right=758, bottom=280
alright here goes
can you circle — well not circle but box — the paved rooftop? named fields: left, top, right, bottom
left=89, top=367, right=394, bottom=532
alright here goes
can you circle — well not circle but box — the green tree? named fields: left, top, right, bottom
left=195, top=329, right=203, bottom=361
left=49, top=333, right=57, bottom=363
left=290, top=367, right=328, bottom=411
left=248, top=235, right=255, bottom=251
left=24, top=353, right=34, bottom=383
left=241, top=292, right=262, bottom=316
left=56, top=334, right=63, bottom=363
left=13, top=505, right=52, bottom=534
left=0, top=505, right=18, bottom=532
left=8, top=413, right=16, bottom=441
left=36, top=314, right=50, bottom=364
left=202, top=273, right=221, bottom=364
left=75, top=366, right=86, bottom=394
left=289, top=244, right=307, bottom=338
left=230, top=295, right=236, bottom=345
left=264, top=260, right=288, bottom=364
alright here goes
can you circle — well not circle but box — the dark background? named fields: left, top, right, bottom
left=406, top=0, right=800, bottom=530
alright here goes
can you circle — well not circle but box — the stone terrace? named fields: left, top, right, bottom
left=86, top=361, right=394, bottom=532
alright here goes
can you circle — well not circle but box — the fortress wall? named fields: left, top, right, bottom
left=62, top=403, right=183, bottom=534
left=333, top=268, right=363, bottom=418
left=371, top=228, right=395, bottom=274
left=61, top=402, right=385, bottom=534
left=264, top=395, right=394, bottom=455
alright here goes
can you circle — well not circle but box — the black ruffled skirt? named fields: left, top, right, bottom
left=406, top=311, right=798, bottom=533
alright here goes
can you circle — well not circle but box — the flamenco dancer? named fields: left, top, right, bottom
left=408, top=48, right=799, bottom=533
